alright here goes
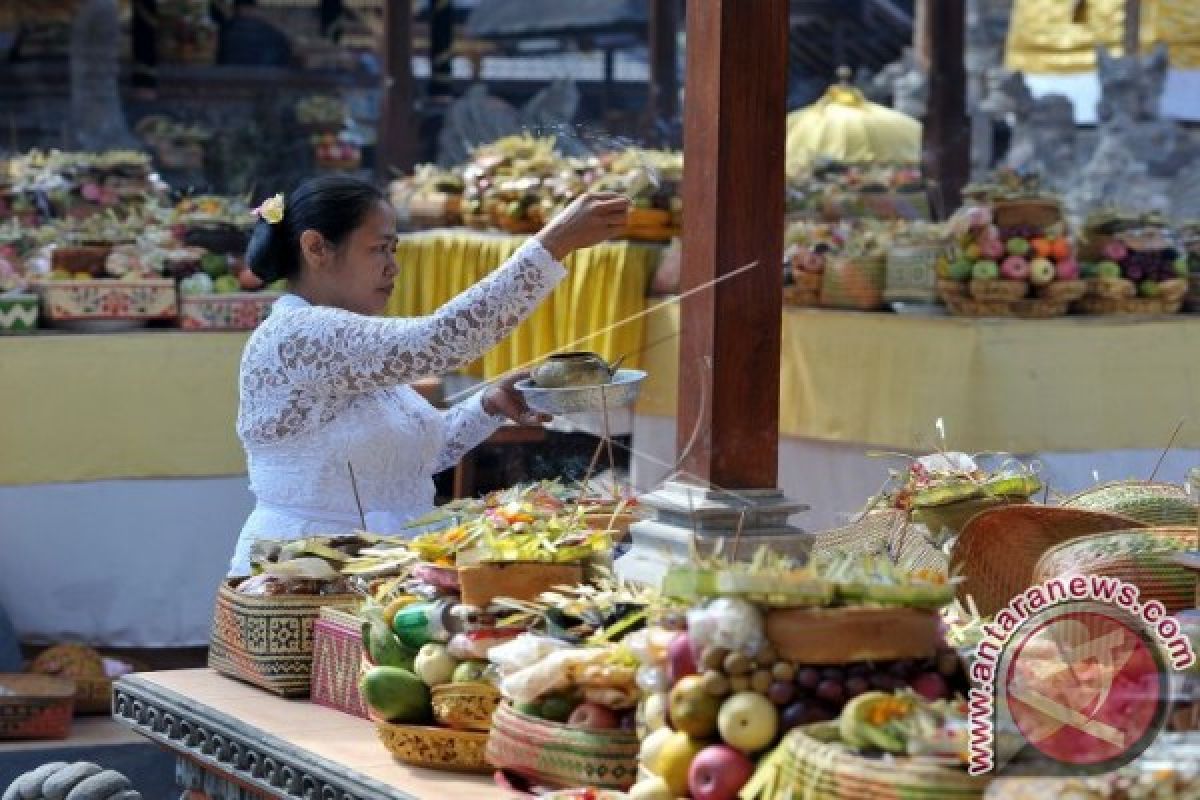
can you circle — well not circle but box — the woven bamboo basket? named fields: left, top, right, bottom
left=746, top=725, right=989, bottom=800
left=1076, top=294, right=1186, bottom=315
left=1034, top=528, right=1198, bottom=614
left=1011, top=297, right=1070, bottom=319
left=1087, top=277, right=1137, bottom=300
left=0, top=674, right=75, bottom=740
left=810, top=509, right=911, bottom=560
left=431, top=682, right=502, bottom=732
left=1034, top=279, right=1087, bottom=303
left=1061, top=481, right=1197, bottom=526
left=820, top=254, right=886, bottom=310
left=942, top=296, right=1015, bottom=317
left=52, top=245, right=112, bottom=277
left=208, top=580, right=358, bottom=698
left=969, top=278, right=1028, bottom=303
left=936, top=278, right=969, bottom=300
left=486, top=702, right=639, bottom=791
left=311, top=607, right=369, bottom=719
left=376, top=722, right=492, bottom=773
left=784, top=272, right=822, bottom=307
left=950, top=506, right=1146, bottom=616
left=991, top=197, right=1063, bottom=230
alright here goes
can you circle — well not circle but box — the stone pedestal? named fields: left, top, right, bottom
left=615, top=481, right=812, bottom=587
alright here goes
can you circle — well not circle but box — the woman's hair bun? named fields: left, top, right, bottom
left=242, top=175, right=385, bottom=285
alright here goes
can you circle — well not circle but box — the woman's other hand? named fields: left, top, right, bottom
left=482, top=371, right=551, bottom=426
left=536, top=192, right=631, bottom=261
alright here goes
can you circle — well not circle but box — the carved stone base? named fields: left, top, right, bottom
left=615, top=480, right=812, bottom=586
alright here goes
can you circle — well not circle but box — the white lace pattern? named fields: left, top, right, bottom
left=230, top=238, right=566, bottom=574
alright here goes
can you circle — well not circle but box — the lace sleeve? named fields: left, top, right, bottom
left=434, top=391, right=505, bottom=473
left=264, top=239, right=565, bottom=393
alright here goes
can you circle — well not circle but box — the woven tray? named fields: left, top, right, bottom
left=744, top=724, right=989, bottom=800
left=1034, top=279, right=1087, bottom=303
left=486, top=702, right=639, bottom=791
left=1061, top=481, right=1197, bottom=527
left=969, top=279, right=1028, bottom=303
left=208, top=580, right=358, bottom=698
left=431, top=682, right=502, bottom=732
left=821, top=254, right=886, bottom=310
left=1076, top=294, right=1185, bottom=315
left=991, top=197, right=1063, bottom=230
left=377, top=722, right=492, bottom=773
left=1034, top=528, right=1198, bottom=614
left=0, top=674, right=75, bottom=740
left=950, top=506, right=1146, bottom=616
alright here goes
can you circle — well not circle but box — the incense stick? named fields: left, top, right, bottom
left=731, top=510, right=747, bottom=563
left=1147, top=417, right=1186, bottom=484
left=347, top=461, right=367, bottom=531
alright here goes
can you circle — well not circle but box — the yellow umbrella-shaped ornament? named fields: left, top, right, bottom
left=786, top=67, right=923, bottom=175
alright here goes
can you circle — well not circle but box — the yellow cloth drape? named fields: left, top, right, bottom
left=388, top=230, right=660, bottom=379
left=1006, top=0, right=1200, bottom=71
left=1, top=332, right=249, bottom=486
left=637, top=305, right=1200, bottom=455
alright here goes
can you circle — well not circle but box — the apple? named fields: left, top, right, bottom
left=1103, top=239, right=1129, bottom=261
left=979, top=237, right=1006, bottom=261
left=947, top=259, right=973, bottom=281
left=964, top=242, right=982, bottom=261
left=910, top=672, right=950, bottom=702
left=1096, top=260, right=1122, bottom=279
left=1006, top=237, right=1031, bottom=256
left=1139, top=279, right=1161, bottom=297
left=627, top=775, right=672, bottom=800
left=213, top=274, right=241, bottom=294
left=1030, top=238, right=1053, bottom=259
left=451, top=660, right=487, bottom=684
left=688, top=744, right=756, bottom=800
left=1055, top=257, right=1081, bottom=281
left=567, top=701, right=620, bottom=730
left=1175, top=257, right=1190, bottom=278
left=972, top=260, right=999, bottom=280
left=1000, top=255, right=1030, bottom=281
left=639, top=725, right=675, bottom=768
left=669, top=674, right=721, bottom=738
left=1028, top=257, right=1056, bottom=286
left=666, top=632, right=699, bottom=684
left=717, top=691, right=779, bottom=754
left=413, top=643, right=458, bottom=687
left=648, top=730, right=706, bottom=798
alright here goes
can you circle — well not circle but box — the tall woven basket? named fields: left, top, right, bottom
left=820, top=253, right=886, bottom=310
left=208, top=580, right=358, bottom=697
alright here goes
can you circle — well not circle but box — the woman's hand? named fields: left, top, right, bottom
left=482, top=371, right=551, bottom=426
left=536, top=192, right=631, bottom=261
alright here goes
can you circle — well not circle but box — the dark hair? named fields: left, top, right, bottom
left=245, top=175, right=386, bottom=283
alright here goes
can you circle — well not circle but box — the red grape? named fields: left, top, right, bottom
left=845, top=676, right=870, bottom=698
left=796, top=668, right=821, bottom=690
left=767, top=680, right=796, bottom=706
left=816, top=679, right=845, bottom=705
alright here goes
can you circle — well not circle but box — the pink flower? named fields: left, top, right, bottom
left=81, top=183, right=103, bottom=202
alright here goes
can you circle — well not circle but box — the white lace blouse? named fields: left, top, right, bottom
left=230, top=238, right=566, bottom=575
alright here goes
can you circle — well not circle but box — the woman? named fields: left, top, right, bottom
left=231, top=175, right=629, bottom=574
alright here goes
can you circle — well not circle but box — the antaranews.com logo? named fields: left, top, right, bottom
left=967, top=574, right=1196, bottom=776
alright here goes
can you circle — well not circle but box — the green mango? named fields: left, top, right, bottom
left=362, top=621, right=416, bottom=671
left=359, top=666, right=431, bottom=723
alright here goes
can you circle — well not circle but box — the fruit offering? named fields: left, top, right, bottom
left=1077, top=225, right=1188, bottom=312
left=628, top=583, right=969, bottom=800
left=938, top=194, right=1083, bottom=316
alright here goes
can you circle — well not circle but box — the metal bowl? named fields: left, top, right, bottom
left=516, top=369, right=647, bottom=415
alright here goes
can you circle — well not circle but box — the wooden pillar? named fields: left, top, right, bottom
left=921, top=0, right=969, bottom=214
left=646, top=0, right=679, bottom=142
left=677, top=0, right=788, bottom=489
left=1123, top=0, right=1141, bottom=56
left=429, top=0, right=455, bottom=97
left=378, top=0, right=417, bottom=178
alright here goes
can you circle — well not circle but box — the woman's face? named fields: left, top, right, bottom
left=321, top=200, right=400, bottom=316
